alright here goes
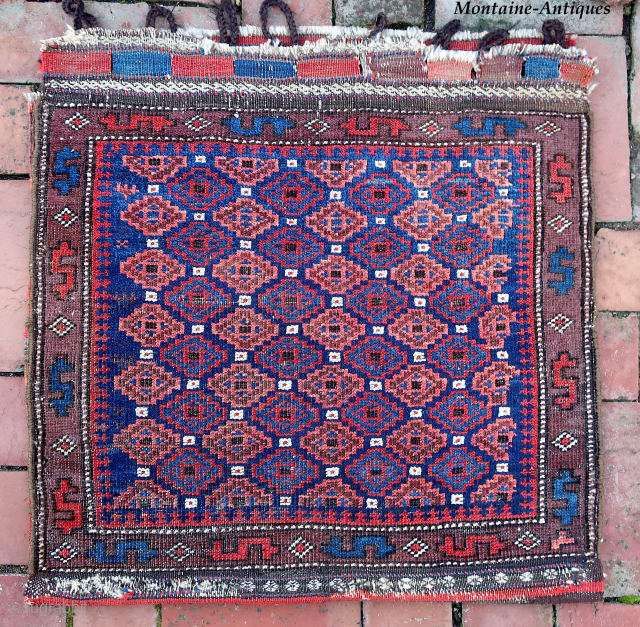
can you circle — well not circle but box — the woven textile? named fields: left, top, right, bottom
left=27, top=25, right=603, bottom=604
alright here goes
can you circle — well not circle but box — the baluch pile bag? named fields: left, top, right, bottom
left=26, top=10, right=603, bottom=604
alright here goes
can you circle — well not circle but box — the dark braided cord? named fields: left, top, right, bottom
left=431, top=19, right=461, bottom=49
left=476, top=28, right=510, bottom=54
left=541, top=19, right=566, bottom=47
left=259, top=0, right=299, bottom=46
left=61, top=0, right=97, bottom=31
left=368, top=12, right=387, bottom=38
left=146, top=5, right=178, bottom=33
left=215, top=0, right=240, bottom=46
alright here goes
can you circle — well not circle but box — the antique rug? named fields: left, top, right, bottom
left=27, top=24, right=603, bottom=604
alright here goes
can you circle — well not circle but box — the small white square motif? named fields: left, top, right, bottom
left=375, top=216, right=386, bottom=225
left=284, top=269, right=298, bottom=278
left=451, top=494, right=464, bottom=505
left=278, top=380, right=293, bottom=390
left=366, top=498, right=378, bottom=509
left=192, top=325, right=204, bottom=334
left=279, top=438, right=292, bottom=447
left=195, top=155, right=206, bottom=163
left=135, top=407, right=148, bottom=417
left=498, top=293, right=509, bottom=303
left=193, top=267, right=205, bottom=276
left=240, top=187, right=251, bottom=196
left=330, top=190, right=342, bottom=200
left=230, top=409, right=244, bottom=420
left=409, top=466, right=422, bottom=476
left=239, top=240, right=252, bottom=249
left=286, top=325, right=299, bottom=334
left=183, top=435, right=196, bottom=445
left=231, top=466, right=245, bottom=476
left=418, top=190, right=428, bottom=198
left=194, top=213, right=205, bottom=221
left=496, top=463, right=509, bottom=472
left=331, top=297, right=343, bottom=307
left=369, top=381, right=382, bottom=391
left=326, top=467, right=340, bottom=477
left=328, top=352, right=341, bottom=363
left=137, top=467, right=150, bottom=477
left=370, top=438, right=383, bottom=447
left=326, top=410, right=339, bottom=420
left=331, top=244, right=342, bottom=254
left=457, top=269, right=469, bottom=279
left=456, top=214, right=468, bottom=222
left=235, top=351, right=248, bottom=362
left=452, top=380, right=466, bottom=389
left=147, top=184, right=159, bottom=193
left=456, top=325, right=468, bottom=334
left=186, top=380, right=200, bottom=390
left=375, top=270, right=388, bottom=278
left=453, top=436, right=465, bottom=445
left=286, top=218, right=298, bottom=226
left=375, top=160, right=386, bottom=168
left=280, top=496, right=292, bottom=505
left=410, top=409, right=423, bottom=418
left=238, top=295, right=252, bottom=305
left=140, top=349, right=153, bottom=360
left=414, top=298, right=426, bottom=307
left=417, top=243, right=429, bottom=252
left=145, top=291, right=157, bottom=302
left=460, top=160, right=471, bottom=167
left=497, top=351, right=509, bottom=359
left=185, top=498, right=198, bottom=509
left=146, top=239, right=159, bottom=248
left=413, top=351, right=425, bottom=362
left=287, top=159, right=298, bottom=167
left=498, top=407, right=511, bottom=416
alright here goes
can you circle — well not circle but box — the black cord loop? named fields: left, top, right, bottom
left=259, top=0, right=299, bottom=46
left=61, top=0, right=97, bottom=31
left=476, top=28, right=510, bottom=54
left=369, top=12, right=387, bottom=38
left=432, top=19, right=461, bottom=49
left=215, top=0, right=240, bottom=46
left=146, top=5, right=178, bottom=33
left=541, top=19, right=567, bottom=47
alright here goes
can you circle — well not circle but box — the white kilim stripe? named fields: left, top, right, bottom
left=47, top=79, right=589, bottom=102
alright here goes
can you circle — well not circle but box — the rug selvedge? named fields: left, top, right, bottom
left=26, top=26, right=602, bottom=604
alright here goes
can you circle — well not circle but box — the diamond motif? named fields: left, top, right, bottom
left=343, top=336, right=407, bottom=377
left=288, top=537, right=314, bottom=559
left=167, top=542, right=195, bottom=562
left=209, top=364, right=275, bottom=407
left=260, top=280, right=324, bottom=323
left=301, top=422, right=364, bottom=464
left=307, top=202, right=368, bottom=241
left=48, top=315, right=75, bottom=337
left=535, top=121, right=561, bottom=136
left=552, top=431, right=578, bottom=452
left=203, top=421, right=271, bottom=462
left=119, top=304, right=184, bottom=347
left=114, top=418, right=179, bottom=464
left=51, top=434, right=78, bottom=457
left=419, top=119, right=444, bottom=137
left=213, top=199, right=278, bottom=238
left=388, top=312, right=447, bottom=349
left=50, top=542, right=79, bottom=564
left=547, top=214, right=573, bottom=233
left=64, top=113, right=91, bottom=131
left=120, top=249, right=185, bottom=290
left=515, top=530, right=542, bottom=551
left=304, top=309, right=365, bottom=351
left=165, top=278, right=229, bottom=321
left=307, top=255, right=367, bottom=293
left=255, top=336, right=323, bottom=378
left=346, top=450, right=405, bottom=495
left=429, top=448, right=490, bottom=491
left=185, top=115, right=212, bottom=131
left=161, top=390, right=225, bottom=432
left=387, top=366, right=447, bottom=407
left=304, top=118, right=330, bottom=135
left=158, top=450, right=222, bottom=494
left=299, top=365, right=364, bottom=408
left=253, top=391, right=320, bottom=434
left=213, top=308, right=278, bottom=351
left=254, top=450, right=319, bottom=493
left=214, top=157, right=279, bottom=186
left=403, top=538, right=429, bottom=558
left=212, top=250, right=278, bottom=294
left=388, top=421, right=447, bottom=463
left=114, top=361, right=180, bottom=405
left=53, top=207, right=78, bottom=228
left=161, top=337, right=226, bottom=376
left=167, top=223, right=233, bottom=265
left=547, top=313, right=574, bottom=334
left=121, top=195, right=186, bottom=236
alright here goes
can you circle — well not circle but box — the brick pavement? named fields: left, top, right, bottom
left=0, top=1, right=639, bottom=625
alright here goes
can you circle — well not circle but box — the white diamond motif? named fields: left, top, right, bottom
left=304, top=118, right=330, bottom=135
left=535, top=121, right=562, bottom=136
left=419, top=120, right=444, bottom=137
left=48, top=315, right=75, bottom=337
left=514, top=530, right=542, bottom=551
left=287, top=536, right=314, bottom=559
left=185, top=115, right=212, bottom=131
left=547, top=313, right=574, bottom=334
left=552, top=431, right=578, bottom=452
left=64, top=113, right=91, bottom=131
left=403, top=538, right=429, bottom=558
left=167, top=542, right=195, bottom=562
left=51, top=434, right=78, bottom=457
left=547, top=214, right=573, bottom=233
left=53, top=207, right=79, bottom=228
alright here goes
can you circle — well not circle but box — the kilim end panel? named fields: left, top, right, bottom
left=26, top=26, right=603, bottom=604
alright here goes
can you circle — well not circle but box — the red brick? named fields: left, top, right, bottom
left=0, top=2, right=147, bottom=83
left=595, top=230, right=640, bottom=312
left=0, top=85, right=30, bottom=175
left=74, top=603, right=157, bottom=627
left=600, top=403, right=640, bottom=595
left=597, top=313, right=639, bottom=401
left=577, top=37, right=632, bottom=221
left=462, top=603, right=552, bottom=627
left=0, top=377, right=28, bottom=466
left=0, top=180, right=31, bottom=373
left=0, top=471, right=29, bottom=565
left=163, top=601, right=361, bottom=626
left=363, top=601, right=452, bottom=627
left=243, top=0, right=331, bottom=27
left=557, top=603, right=640, bottom=626
left=0, top=575, right=66, bottom=627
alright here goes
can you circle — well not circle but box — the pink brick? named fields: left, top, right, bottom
left=600, top=403, right=640, bottom=595
left=0, top=575, right=65, bottom=627
left=0, top=2, right=147, bottom=82
left=172, top=6, right=218, bottom=30
left=597, top=313, right=639, bottom=400
left=595, top=229, right=640, bottom=312
left=243, top=0, right=331, bottom=27
left=0, top=180, right=31, bottom=373
left=576, top=37, right=631, bottom=221
left=0, top=471, right=29, bottom=565
left=462, top=604, right=552, bottom=627
left=630, top=7, right=640, bottom=136
left=0, top=377, right=28, bottom=466
left=0, top=85, right=30, bottom=174
left=363, top=601, right=452, bottom=627
left=74, top=603, right=157, bottom=627
left=163, top=601, right=361, bottom=626
left=557, top=603, right=640, bottom=626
